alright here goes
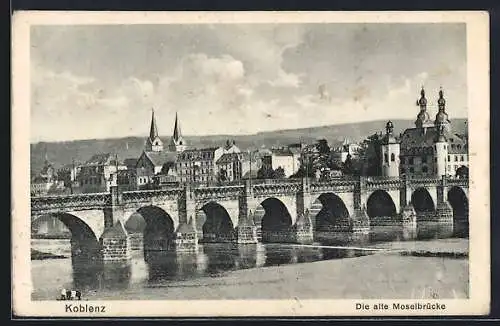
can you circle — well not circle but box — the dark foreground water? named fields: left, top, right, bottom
left=32, top=240, right=382, bottom=300
left=31, top=225, right=468, bottom=301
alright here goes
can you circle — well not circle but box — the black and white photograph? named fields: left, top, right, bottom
left=12, top=11, right=490, bottom=317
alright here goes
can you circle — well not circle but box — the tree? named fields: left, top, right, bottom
left=217, top=168, right=228, bottom=182
left=315, top=139, right=332, bottom=170
left=274, top=167, right=286, bottom=179
left=357, top=133, right=383, bottom=176
left=342, top=153, right=355, bottom=175
left=316, top=139, right=330, bottom=155
left=257, top=165, right=276, bottom=179
left=456, top=165, right=469, bottom=179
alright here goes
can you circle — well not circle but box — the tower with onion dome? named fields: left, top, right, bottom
left=380, top=120, right=400, bottom=177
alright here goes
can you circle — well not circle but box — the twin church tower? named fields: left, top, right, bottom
left=144, top=109, right=187, bottom=153
left=381, top=87, right=467, bottom=178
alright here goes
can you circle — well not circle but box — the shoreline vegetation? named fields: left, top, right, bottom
left=31, top=249, right=68, bottom=260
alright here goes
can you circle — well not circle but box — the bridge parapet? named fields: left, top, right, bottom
left=31, top=192, right=111, bottom=214
left=252, top=182, right=301, bottom=197
left=193, top=185, right=244, bottom=202
left=446, top=178, right=469, bottom=187
left=406, top=177, right=440, bottom=188
left=365, top=177, right=402, bottom=190
left=251, top=178, right=302, bottom=185
left=309, top=180, right=357, bottom=194
left=121, top=188, right=182, bottom=205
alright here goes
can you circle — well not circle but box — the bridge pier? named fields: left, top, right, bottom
left=400, top=204, right=417, bottom=240
left=237, top=215, right=258, bottom=244
left=294, top=209, right=313, bottom=244
left=99, top=220, right=132, bottom=265
left=417, top=176, right=454, bottom=238
left=235, top=182, right=258, bottom=244
left=174, top=218, right=199, bottom=252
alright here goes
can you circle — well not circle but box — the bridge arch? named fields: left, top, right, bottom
left=254, top=197, right=294, bottom=243
left=447, top=186, right=469, bottom=237
left=312, top=193, right=351, bottom=232
left=125, top=206, right=176, bottom=253
left=199, top=201, right=236, bottom=242
left=32, top=213, right=103, bottom=271
left=366, top=190, right=397, bottom=219
left=411, top=188, right=436, bottom=223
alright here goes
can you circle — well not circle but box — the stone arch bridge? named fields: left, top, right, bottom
left=31, top=176, right=468, bottom=266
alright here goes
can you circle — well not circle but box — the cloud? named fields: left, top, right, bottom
left=29, top=24, right=467, bottom=142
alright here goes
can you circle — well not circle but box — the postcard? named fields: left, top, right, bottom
left=12, top=10, right=490, bottom=317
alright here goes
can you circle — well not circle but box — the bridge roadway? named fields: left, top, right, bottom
left=31, top=176, right=469, bottom=267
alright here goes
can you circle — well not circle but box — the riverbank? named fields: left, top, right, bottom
left=81, top=238, right=468, bottom=300
left=31, top=249, right=67, bottom=260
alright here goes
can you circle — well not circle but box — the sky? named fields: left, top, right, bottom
left=30, top=23, right=467, bottom=142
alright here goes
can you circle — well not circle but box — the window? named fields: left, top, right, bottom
left=401, top=168, right=406, bottom=174
left=461, top=155, right=464, bottom=162
left=409, top=157, right=414, bottom=165
left=455, top=156, right=458, bottom=162
left=422, top=156, right=427, bottom=163
left=384, top=153, right=388, bottom=163
left=410, top=167, right=414, bottom=173
left=422, top=166, right=428, bottom=173
left=447, top=155, right=450, bottom=162
left=401, top=157, right=405, bottom=164
left=390, top=153, right=395, bottom=162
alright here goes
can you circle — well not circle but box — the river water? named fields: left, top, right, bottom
left=32, top=239, right=381, bottom=300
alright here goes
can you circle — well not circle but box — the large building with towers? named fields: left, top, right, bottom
left=381, top=87, right=468, bottom=178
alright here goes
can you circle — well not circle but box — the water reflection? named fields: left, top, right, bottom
left=204, top=244, right=238, bottom=275
left=31, top=227, right=465, bottom=300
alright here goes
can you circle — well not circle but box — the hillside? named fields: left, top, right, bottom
left=30, top=118, right=467, bottom=176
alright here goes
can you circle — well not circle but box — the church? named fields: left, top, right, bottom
left=134, top=110, right=186, bottom=189
left=381, top=87, right=469, bottom=178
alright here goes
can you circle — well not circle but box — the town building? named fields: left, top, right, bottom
left=381, top=87, right=468, bottom=178
left=134, top=110, right=180, bottom=189
left=214, top=140, right=252, bottom=182
left=216, top=152, right=246, bottom=182
left=330, top=138, right=362, bottom=163
left=30, top=159, right=66, bottom=196
left=75, top=153, right=124, bottom=193
left=176, top=147, right=224, bottom=184
left=260, top=145, right=301, bottom=178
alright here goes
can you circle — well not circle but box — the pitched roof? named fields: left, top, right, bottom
left=143, top=151, right=177, bottom=167
left=123, top=158, right=138, bottom=168
left=85, top=153, right=113, bottom=165
left=271, top=148, right=293, bottom=156
left=216, top=152, right=244, bottom=164
left=400, top=127, right=439, bottom=149
left=177, top=147, right=222, bottom=161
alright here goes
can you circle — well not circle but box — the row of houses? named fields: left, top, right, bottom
left=30, top=110, right=361, bottom=195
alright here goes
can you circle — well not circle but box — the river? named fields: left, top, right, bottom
left=31, top=234, right=468, bottom=300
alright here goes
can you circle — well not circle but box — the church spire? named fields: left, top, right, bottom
left=149, top=108, right=159, bottom=140
left=145, top=108, right=163, bottom=152
left=172, top=112, right=181, bottom=141
left=168, top=112, right=187, bottom=152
